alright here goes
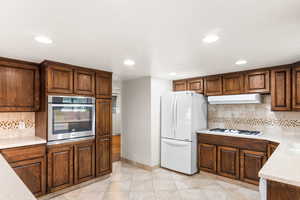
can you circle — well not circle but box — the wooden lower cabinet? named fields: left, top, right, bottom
left=217, top=146, right=239, bottom=179
left=240, top=150, right=267, bottom=185
left=267, top=180, right=300, bottom=200
left=74, top=140, right=95, bottom=184
left=47, top=144, right=74, bottom=193
left=96, top=137, right=112, bottom=176
left=1, top=144, right=46, bottom=197
left=198, top=143, right=217, bottom=173
left=268, top=142, right=279, bottom=158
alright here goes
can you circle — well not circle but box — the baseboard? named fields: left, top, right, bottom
left=120, top=157, right=159, bottom=171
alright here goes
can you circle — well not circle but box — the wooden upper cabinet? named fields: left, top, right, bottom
left=47, top=144, right=74, bottom=193
left=96, top=99, right=112, bottom=137
left=204, top=75, right=223, bottom=96
left=240, top=150, right=267, bottom=185
left=271, top=66, right=291, bottom=111
left=74, top=140, right=95, bottom=184
left=198, top=143, right=217, bottom=173
left=0, top=57, right=40, bottom=112
left=292, top=63, right=300, bottom=111
left=245, top=69, right=270, bottom=93
left=173, top=80, right=187, bottom=91
left=96, top=72, right=112, bottom=99
left=96, top=136, right=112, bottom=176
left=217, top=146, right=239, bottom=179
left=222, top=73, right=244, bottom=95
left=74, top=69, right=95, bottom=96
left=187, top=78, right=204, bottom=93
left=45, top=63, right=74, bottom=94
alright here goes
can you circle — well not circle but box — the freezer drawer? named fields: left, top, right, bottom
left=161, top=138, right=197, bottom=175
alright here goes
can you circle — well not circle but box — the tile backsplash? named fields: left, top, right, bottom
left=0, top=112, right=35, bottom=138
left=208, top=95, right=300, bottom=137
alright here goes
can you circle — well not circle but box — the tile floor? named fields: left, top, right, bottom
left=49, top=161, right=260, bottom=200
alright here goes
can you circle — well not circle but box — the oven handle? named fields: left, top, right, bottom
left=50, top=104, right=94, bottom=107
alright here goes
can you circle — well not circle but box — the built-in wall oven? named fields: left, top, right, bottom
left=48, top=95, right=95, bottom=142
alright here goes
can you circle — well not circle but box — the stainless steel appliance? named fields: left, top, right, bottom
left=48, top=95, right=95, bottom=142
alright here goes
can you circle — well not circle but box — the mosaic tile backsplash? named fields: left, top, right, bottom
left=208, top=95, right=300, bottom=137
left=0, top=112, right=35, bottom=138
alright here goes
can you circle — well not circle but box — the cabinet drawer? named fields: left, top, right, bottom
left=1, top=144, right=46, bottom=163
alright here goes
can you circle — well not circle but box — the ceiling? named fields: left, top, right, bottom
left=1, top=0, right=300, bottom=80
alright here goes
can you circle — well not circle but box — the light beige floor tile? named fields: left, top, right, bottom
left=108, top=180, right=132, bottom=192
left=64, top=188, right=104, bottom=200
left=132, top=171, right=153, bottom=181
left=172, top=173, right=194, bottom=181
left=49, top=196, right=69, bottom=200
left=231, top=187, right=260, bottom=200
left=130, top=180, right=154, bottom=192
left=152, top=170, right=174, bottom=180
left=129, top=192, right=156, bottom=200
left=103, top=192, right=130, bottom=200
left=179, top=189, right=209, bottom=200
left=111, top=173, right=133, bottom=182
left=155, top=190, right=182, bottom=200
left=153, top=179, right=177, bottom=191
left=80, top=180, right=110, bottom=192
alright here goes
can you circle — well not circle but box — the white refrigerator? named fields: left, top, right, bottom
left=161, top=91, right=207, bottom=175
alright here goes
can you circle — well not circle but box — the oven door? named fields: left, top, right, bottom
left=48, top=104, right=95, bottom=141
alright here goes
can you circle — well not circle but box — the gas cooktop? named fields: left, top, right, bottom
left=209, top=128, right=261, bottom=136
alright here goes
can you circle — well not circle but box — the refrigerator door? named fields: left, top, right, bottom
left=161, top=138, right=197, bottom=174
left=161, top=93, right=175, bottom=139
left=173, top=93, right=193, bottom=141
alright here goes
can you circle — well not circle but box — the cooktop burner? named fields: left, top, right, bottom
left=209, top=128, right=261, bottom=136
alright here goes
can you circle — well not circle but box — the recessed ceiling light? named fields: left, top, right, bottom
left=34, top=36, right=53, bottom=44
left=169, top=72, right=177, bottom=76
left=202, top=35, right=219, bottom=43
left=123, top=59, right=135, bottom=66
left=235, top=59, right=247, bottom=65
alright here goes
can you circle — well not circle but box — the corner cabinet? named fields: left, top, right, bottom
left=47, top=144, right=74, bottom=193
left=96, top=136, right=112, bottom=176
left=271, top=66, right=292, bottom=111
left=0, top=57, right=40, bottom=111
left=204, top=75, right=222, bottom=96
left=96, top=72, right=112, bottom=99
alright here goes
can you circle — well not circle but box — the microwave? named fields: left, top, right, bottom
left=48, top=95, right=95, bottom=142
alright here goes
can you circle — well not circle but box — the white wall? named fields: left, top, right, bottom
left=121, top=77, right=152, bottom=166
left=121, top=76, right=171, bottom=167
left=150, top=78, right=172, bottom=166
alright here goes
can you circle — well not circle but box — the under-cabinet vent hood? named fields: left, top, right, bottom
left=208, top=94, right=262, bottom=104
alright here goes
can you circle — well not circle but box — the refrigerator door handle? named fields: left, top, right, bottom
left=162, top=139, right=190, bottom=146
left=174, top=95, right=177, bottom=137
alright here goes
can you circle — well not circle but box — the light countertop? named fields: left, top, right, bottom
left=0, top=136, right=46, bottom=150
left=0, top=154, right=36, bottom=200
left=197, top=130, right=300, bottom=187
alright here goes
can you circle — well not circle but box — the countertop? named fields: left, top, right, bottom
left=197, top=130, right=300, bottom=187
left=0, top=153, right=36, bottom=200
left=0, top=136, right=46, bottom=150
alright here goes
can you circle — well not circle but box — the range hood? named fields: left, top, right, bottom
left=208, top=94, right=262, bottom=104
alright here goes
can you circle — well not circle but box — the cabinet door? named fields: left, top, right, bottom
left=96, top=137, right=112, bottom=176
left=96, top=72, right=112, bottom=99
left=222, top=73, right=244, bottom=95
left=47, top=65, right=74, bottom=94
left=268, top=142, right=279, bottom=158
left=271, top=66, right=291, bottom=111
left=217, top=146, right=239, bottom=179
left=0, top=58, right=40, bottom=111
left=187, top=78, right=203, bottom=93
left=74, top=69, right=95, bottom=96
left=198, top=143, right=217, bottom=173
left=10, top=157, right=46, bottom=197
left=292, top=64, right=300, bottom=110
left=47, top=145, right=74, bottom=193
left=74, top=140, right=95, bottom=184
left=240, top=150, right=266, bottom=185
left=173, top=80, right=187, bottom=91
left=96, top=99, right=112, bottom=137
left=245, top=70, right=270, bottom=93
left=204, top=76, right=222, bottom=96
